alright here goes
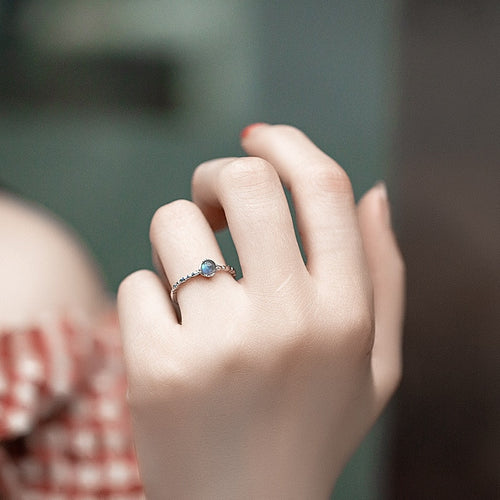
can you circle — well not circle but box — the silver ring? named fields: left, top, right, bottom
left=170, top=259, right=236, bottom=303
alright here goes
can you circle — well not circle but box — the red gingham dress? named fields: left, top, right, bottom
left=0, top=310, right=144, bottom=499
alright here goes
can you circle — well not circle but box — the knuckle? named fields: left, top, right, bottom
left=310, top=162, right=353, bottom=195
left=150, top=199, right=199, bottom=240
left=270, top=124, right=352, bottom=194
left=191, top=160, right=213, bottom=190
left=219, top=157, right=277, bottom=191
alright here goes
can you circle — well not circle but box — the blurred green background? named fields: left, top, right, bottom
left=1, top=1, right=400, bottom=497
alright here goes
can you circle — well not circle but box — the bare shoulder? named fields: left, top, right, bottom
left=0, top=193, right=108, bottom=328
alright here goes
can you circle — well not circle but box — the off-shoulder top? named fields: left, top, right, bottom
left=0, top=310, right=144, bottom=499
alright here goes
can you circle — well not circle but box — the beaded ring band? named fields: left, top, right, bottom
left=170, top=259, right=236, bottom=303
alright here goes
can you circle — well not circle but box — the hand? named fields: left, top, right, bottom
left=118, top=124, right=405, bottom=499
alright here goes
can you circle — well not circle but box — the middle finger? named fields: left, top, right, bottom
left=192, top=157, right=305, bottom=289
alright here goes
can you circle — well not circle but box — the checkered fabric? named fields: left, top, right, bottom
left=0, top=310, right=144, bottom=499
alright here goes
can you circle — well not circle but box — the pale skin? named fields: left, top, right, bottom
left=0, top=192, right=107, bottom=329
left=118, top=124, right=405, bottom=499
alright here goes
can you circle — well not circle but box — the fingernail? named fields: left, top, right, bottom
left=240, top=122, right=268, bottom=139
left=375, top=181, right=392, bottom=226
left=375, top=180, right=387, bottom=201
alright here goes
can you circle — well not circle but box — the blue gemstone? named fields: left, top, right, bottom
left=200, top=259, right=216, bottom=277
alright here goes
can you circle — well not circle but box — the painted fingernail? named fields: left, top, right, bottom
left=240, top=122, right=268, bottom=139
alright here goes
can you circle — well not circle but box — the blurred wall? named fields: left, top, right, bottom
left=0, top=1, right=401, bottom=498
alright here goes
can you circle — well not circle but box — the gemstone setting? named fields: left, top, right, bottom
left=200, top=259, right=216, bottom=278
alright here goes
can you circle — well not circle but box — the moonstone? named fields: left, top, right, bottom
left=200, top=259, right=216, bottom=277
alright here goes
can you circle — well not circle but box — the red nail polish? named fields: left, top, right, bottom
left=240, top=122, right=267, bottom=139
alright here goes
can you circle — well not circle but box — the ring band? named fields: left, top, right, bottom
left=170, top=259, right=236, bottom=303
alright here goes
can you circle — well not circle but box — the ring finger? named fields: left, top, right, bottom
left=149, top=199, right=237, bottom=320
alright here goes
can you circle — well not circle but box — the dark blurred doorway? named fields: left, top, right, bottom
left=392, top=1, right=499, bottom=498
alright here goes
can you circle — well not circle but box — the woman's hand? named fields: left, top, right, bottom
left=118, top=124, right=405, bottom=499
